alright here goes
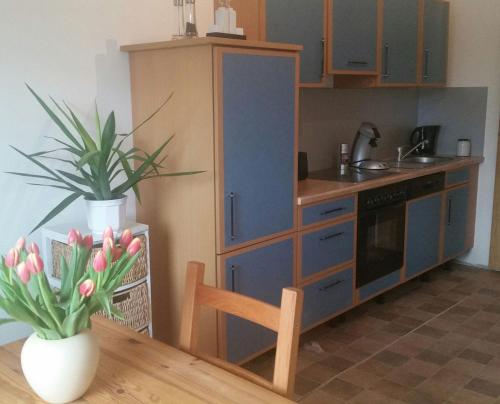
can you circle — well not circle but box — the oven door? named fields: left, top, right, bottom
left=356, top=202, right=405, bottom=288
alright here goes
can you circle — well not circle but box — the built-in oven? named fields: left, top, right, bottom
left=356, top=182, right=408, bottom=288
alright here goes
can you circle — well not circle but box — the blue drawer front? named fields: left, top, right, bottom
left=301, top=220, right=354, bottom=279
left=302, top=268, right=353, bottom=329
left=359, top=270, right=401, bottom=301
left=446, top=168, right=470, bottom=187
left=302, top=196, right=355, bottom=227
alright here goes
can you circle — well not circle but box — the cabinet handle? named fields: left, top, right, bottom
left=320, top=231, right=344, bottom=241
left=320, top=207, right=344, bottom=216
left=347, top=60, right=368, bottom=66
left=319, top=279, right=343, bottom=292
left=321, top=37, right=326, bottom=78
left=228, top=192, right=236, bottom=240
left=383, top=43, right=390, bottom=77
left=230, top=264, right=238, bottom=292
left=424, top=49, right=430, bottom=78
left=447, top=198, right=452, bottom=225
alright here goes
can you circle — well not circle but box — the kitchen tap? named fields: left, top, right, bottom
left=397, top=140, right=430, bottom=161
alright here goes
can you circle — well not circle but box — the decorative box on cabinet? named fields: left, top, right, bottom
left=122, top=38, right=300, bottom=359
left=41, top=222, right=152, bottom=336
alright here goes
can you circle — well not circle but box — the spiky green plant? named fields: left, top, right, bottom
left=8, top=85, right=202, bottom=233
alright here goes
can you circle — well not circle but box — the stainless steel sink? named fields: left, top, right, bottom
left=404, top=156, right=454, bottom=164
left=388, top=156, right=455, bottom=169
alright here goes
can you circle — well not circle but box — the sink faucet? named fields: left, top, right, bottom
left=397, top=140, right=429, bottom=161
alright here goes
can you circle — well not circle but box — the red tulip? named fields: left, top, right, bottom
left=16, top=262, right=30, bottom=284
left=126, top=238, right=142, bottom=256
left=102, top=237, right=114, bottom=255
left=5, top=248, right=20, bottom=268
left=15, top=237, right=26, bottom=251
left=119, top=229, right=133, bottom=249
left=93, top=251, right=107, bottom=273
left=26, top=253, right=44, bottom=274
left=79, top=279, right=95, bottom=297
left=27, top=242, right=40, bottom=255
left=82, top=235, right=93, bottom=250
left=103, top=226, right=114, bottom=240
left=112, top=247, right=123, bottom=262
left=67, top=229, right=82, bottom=246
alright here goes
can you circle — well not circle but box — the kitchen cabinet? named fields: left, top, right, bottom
left=302, top=267, right=353, bottom=329
left=406, top=193, right=442, bottom=279
left=221, top=236, right=295, bottom=363
left=220, top=49, right=297, bottom=252
left=443, top=185, right=469, bottom=260
left=328, top=0, right=379, bottom=74
left=379, top=0, right=419, bottom=85
left=265, top=0, right=326, bottom=85
left=125, top=39, right=300, bottom=357
left=421, top=0, right=449, bottom=85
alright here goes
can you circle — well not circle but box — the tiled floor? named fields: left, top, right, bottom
left=245, top=263, right=500, bottom=403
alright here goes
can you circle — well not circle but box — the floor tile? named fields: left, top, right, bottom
left=322, top=378, right=363, bottom=400
left=465, top=378, right=500, bottom=398
left=337, top=367, right=381, bottom=389
left=294, top=376, right=321, bottom=397
left=414, top=325, right=447, bottom=339
left=299, top=389, right=345, bottom=404
left=373, top=350, right=410, bottom=367
left=369, top=379, right=408, bottom=400
left=459, top=349, right=494, bottom=365
left=384, top=368, right=426, bottom=388
left=416, top=350, right=452, bottom=366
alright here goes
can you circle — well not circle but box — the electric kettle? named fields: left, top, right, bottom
left=410, top=125, right=440, bottom=156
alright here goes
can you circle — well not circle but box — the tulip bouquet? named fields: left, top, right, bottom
left=0, top=226, right=141, bottom=340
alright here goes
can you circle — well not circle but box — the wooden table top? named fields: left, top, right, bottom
left=0, top=318, right=292, bottom=404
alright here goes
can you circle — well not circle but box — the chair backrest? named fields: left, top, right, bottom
left=179, top=261, right=303, bottom=398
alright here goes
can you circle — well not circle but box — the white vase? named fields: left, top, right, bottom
left=21, top=330, right=99, bottom=403
left=85, top=196, right=127, bottom=235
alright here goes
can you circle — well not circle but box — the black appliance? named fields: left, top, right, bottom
left=407, top=172, right=445, bottom=200
left=357, top=182, right=408, bottom=288
left=410, top=125, right=440, bottom=155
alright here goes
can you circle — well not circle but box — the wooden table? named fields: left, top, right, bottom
left=0, top=318, right=292, bottom=403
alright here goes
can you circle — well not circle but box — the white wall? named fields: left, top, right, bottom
left=0, top=0, right=213, bottom=344
left=446, top=0, right=500, bottom=266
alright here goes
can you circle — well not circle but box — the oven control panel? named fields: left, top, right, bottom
left=359, top=183, right=408, bottom=211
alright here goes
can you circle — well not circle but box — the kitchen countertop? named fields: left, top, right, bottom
left=298, top=156, right=484, bottom=206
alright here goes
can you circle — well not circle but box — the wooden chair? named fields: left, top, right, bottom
left=179, top=261, right=304, bottom=398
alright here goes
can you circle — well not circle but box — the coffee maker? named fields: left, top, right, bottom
left=410, top=125, right=440, bottom=155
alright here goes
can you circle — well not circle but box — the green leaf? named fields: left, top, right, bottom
left=63, top=102, right=98, bottom=152
left=0, top=318, right=16, bottom=326
left=110, top=305, right=124, bottom=320
left=30, top=193, right=81, bottom=234
left=56, top=169, right=92, bottom=188
left=5, top=171, right=61, bottom=182
left=62, top=305, right=89, bottom=337
left=128, top=92, right=173, bottom=137
left=77, top=150, right=100, bottom=170
left=26, top=84, right=83, bottom=151
left=101, top=111, right=116, bottom=162
left=111, top=135, right=175, bottom=196
left=117, top=150, right=141, bottom=203
left=95, top=101, right=102, bottom=147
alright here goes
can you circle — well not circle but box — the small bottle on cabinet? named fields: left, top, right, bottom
left=184, top=0, right=198, bottom=38
left=339, top=143, right=349, bottom=171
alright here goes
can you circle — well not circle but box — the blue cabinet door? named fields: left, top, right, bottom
left=223, top=237, right=294, bottom=363
left=330, top=0, right=378, bottom=72
left=406, top=193, right=442, bottom=279
left=381, top=0, right=418, bottom=84
left=444, top=186, right=469, bottom=260
left=266, top=0, right=325, bottom=84
left=221, top=51, right=296, bottom=250
left=422, top=0, right=449, bottom=84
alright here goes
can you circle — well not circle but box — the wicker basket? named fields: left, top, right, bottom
left=51, top=234, right=148, bottom=286
left=94, top=281, right=150, bottom=330
left=138, top=326, right=150, bottom=336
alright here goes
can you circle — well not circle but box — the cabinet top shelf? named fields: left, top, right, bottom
left=121, top=37, right=303, bottom=53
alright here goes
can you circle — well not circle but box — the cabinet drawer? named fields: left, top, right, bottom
left=302, top=268, right=353, bottom=329
left=301, top=195, right=355, bottom=227
left=300, top=220, right=354, bottom=279
left=358, top=270, right=401, bottom=302
left=446, top=168, right=470, bottom=187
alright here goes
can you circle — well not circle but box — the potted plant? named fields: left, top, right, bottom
left=8, top=85, right=201, bottom=234
left=0, top=226, right=142, bottom=403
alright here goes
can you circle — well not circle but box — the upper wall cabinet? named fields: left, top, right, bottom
left=265, top=0, right=326, bottom=86
left=420, top=0, right=449, bottom=85
left=328, top=0, right=379, bottom=74
left=379, top=0, right=419, bottom=85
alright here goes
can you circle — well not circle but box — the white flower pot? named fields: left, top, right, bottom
left=86, top=196, right=127, bottom=235
left=21, top=330, right=99, bottom=403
